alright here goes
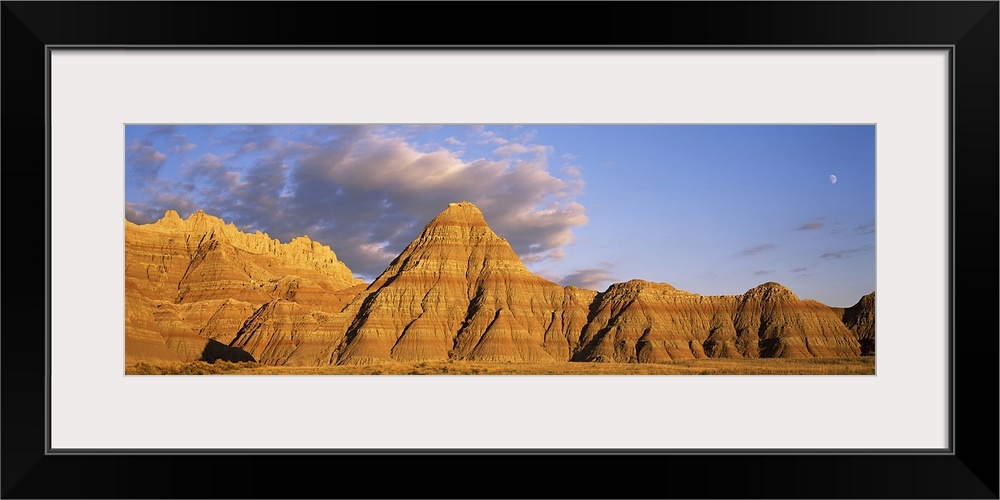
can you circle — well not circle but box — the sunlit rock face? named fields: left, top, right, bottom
left=335, top=202, right=584, bottom=365
left=730, top=283, right=863, bottom=359
left=124, top=210, right=363, bottom=364
left=125, top=203, right=870, bottom=367
left=574, top=280, right=735, bottom=363
left=574, top=281, right=862, bottom=362
left=334, top=202, right=862, bottom=365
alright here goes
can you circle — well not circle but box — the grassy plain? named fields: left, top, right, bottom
left=126, top=357, right=875, bottom=375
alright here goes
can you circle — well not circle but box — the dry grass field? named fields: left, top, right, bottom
left=126, top=356, right=875, bottom=375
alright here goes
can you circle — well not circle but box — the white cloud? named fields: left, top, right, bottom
left=474, top=127, right=509, bottom=145
left=515, top=129, right=538, bottom=143
left=560, top=165, right=582, bottom=177
left=126, top=126, right=589, bottom=280
left=561, top=265, right=617, bottom=291
left=494, top=143, right=528, bottom=157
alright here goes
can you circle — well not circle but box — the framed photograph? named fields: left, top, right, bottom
left=4, top=2, right=996, bottom=498
left=120, top=122, right=878, bottom=376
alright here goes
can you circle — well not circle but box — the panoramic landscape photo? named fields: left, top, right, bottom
left=124, top=124, right=875, bottom=375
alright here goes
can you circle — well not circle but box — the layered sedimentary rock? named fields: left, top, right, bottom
left=125, top=203, right=873, bottom=367
left=335, top=202, right=587, bottom=365
left=575, top=281, right=732, bottom=362
left=124, top=210, right=363, bottom=364
left=227, top=299, right=351, bottom=366
left=731, top=283, right=862, bottom=358
left=124, top=281, right=185, bottom=365
left=840, top=292, right=876, bottom=355
left=573, top=280, right=861, bottom=362
left=126, top=209, right=359, bottom=305
left=332, top=202, right=862, bottom=365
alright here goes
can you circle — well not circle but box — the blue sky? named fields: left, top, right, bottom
left=125, top=124, right=875, bottom=307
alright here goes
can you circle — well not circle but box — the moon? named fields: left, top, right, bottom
left=830, top=174, right=838, bottom=184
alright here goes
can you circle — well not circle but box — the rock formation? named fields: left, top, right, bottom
left=731, top=283, right=862, bottom=358
left=574, top=280, right=861, bottom=362
left=839, top=292, right=876, bottom=355
left=125, top=203, right=873, bottom=367
left=335, top=202, right=586, bottom=365
left=575, top=280, right=724, bottom=362
left=124, top=210, right=363, bottom=364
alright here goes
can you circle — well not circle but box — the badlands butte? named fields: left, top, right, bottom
left=125, top=202, right=875, bottom=374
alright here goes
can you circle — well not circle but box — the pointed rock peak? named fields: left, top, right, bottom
left=756, top=281, right=785, bottom=289
left=598, top=279, right=687, bottom=302
left=448, top=200, right=481, bottom=211
left=427, top=201, right=489, bottom=228
left=359, top=200, right=539, bottom=294
left=186, top=209, right=215, bottom=223
left=183, top=209, right=227, bottom=232
left=148, top=209, right=186, bottom=229
left=744, top=282, right=798, bottom=301
left=141, top=209, right=223, bottom=233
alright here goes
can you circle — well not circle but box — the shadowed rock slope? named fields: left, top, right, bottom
left=838, top=292, right=876, bottom=355
left=125, top=203, right=871, bottom=366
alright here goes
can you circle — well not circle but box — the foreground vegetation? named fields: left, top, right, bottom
left=127, top=357, right=875, bottom=375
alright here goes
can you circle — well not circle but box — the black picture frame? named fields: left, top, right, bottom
left=3, top=2, right=997, bottom=498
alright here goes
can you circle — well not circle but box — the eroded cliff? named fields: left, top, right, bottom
left=125, top=203, right=872, bottom=367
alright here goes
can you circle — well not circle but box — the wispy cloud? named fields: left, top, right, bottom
left=820, top=245, right=874, bottom=259
left=560, top=165, right=582, bottom=177
left=855, top=220, right=876, bottom=234
left=143, top=125, right=177, bottom=137
left=125, top=139, right=167, bottom=183
left=127, top=178, right=201, bottom=223
left=125, top=201, right=156, bottom=224
left=473, top=127, right=508, bottom=145
left=495, top=143, right=550, bottom=160
left=791, top=267, right=808, bottom=273
left=515, top=129, right=538, bottom=144
left=494, top=143, right=528, bottom=157
left=754, top=270, right=774, bottom=276
left=184, top=154, right=240, bottom=189
left=796, top=222, right=823, bottom=230
left=741, top=243, right=776, bottom=256
left=561, top=265, right=617, bottom=291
